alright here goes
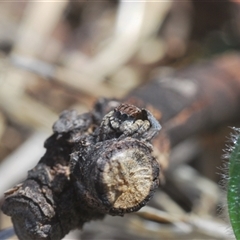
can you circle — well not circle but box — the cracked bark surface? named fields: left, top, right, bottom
left=1, top=98, right=167, bottom=240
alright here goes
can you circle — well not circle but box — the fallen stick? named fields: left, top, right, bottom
left=1, top=99, right=166, bottom=240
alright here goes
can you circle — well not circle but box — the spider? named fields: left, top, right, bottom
left=99, top=103, right=161, bottom=141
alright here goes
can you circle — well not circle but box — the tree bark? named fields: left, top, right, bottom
left=1, top=100, right=165, bottom=240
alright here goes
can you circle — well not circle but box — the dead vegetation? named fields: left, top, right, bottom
left=0, top=1, right=240, bottom=239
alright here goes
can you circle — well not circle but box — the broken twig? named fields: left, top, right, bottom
left=1, top=98, right=166, bottom=240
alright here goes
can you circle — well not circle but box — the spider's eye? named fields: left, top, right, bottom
left=120, top=113, right=129, bottom=121
left=114, top=110, right=121, bottom=119
left=141, top=109, right=148, bottom=121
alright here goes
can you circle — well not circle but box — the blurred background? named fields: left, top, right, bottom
left=0, top=0, right=240, bottom=239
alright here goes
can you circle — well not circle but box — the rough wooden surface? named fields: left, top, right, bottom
left=1, top=100, right=165, bottom=240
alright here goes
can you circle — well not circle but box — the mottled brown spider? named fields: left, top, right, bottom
left=98, top=103, right=161, bottom=141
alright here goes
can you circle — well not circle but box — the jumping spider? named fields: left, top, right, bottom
left=99, top=103, right=161, bottom=141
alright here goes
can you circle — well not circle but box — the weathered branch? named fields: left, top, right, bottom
left=128, top=53, right=240, bottom=146
left=1, top=99, right=167, bottom=240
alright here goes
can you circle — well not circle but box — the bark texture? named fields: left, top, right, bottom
left=1, top=99, right=166, bottom=240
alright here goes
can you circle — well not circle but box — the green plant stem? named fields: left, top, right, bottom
left=228, top=129, right=240, bottom=240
